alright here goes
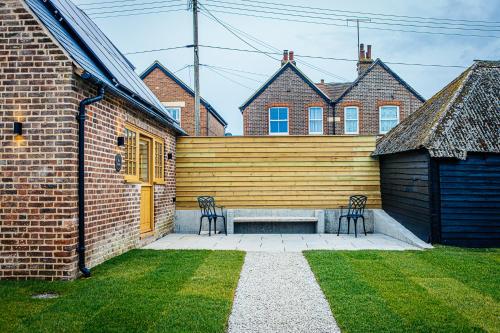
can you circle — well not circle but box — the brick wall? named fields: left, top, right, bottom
left=243, top=66, right=333, bottom=135
left=0, top=0, right=78, bottom=280
left=142, top=67, right=225, bottom=136
left=334, top=64, right=424, bottom=135
left=0, top=0, right=176, bottom=280
left=76, top=78, right=177, bottom=270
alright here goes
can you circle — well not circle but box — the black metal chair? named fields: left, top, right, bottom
left=197, top=196, right=227, bottom=236
left=337, top=195, right=368, bottom=238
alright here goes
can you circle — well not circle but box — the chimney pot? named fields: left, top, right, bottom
left=359, top=43, right=365, bottom=60
left=367, top=45, right=372, bottom=59
left=281, top=50, right=289, bottom=66
left=289, top=50, right=295, bottom=65
left=320, top=79, right=324, bottom=84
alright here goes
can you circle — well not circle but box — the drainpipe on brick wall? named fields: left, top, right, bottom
left=77, top=85, right=105, bottom=277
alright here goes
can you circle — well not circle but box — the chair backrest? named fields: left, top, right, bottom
left=348, top=195, right=367, bottom=216
left=197, top=196, right=216, bottom=216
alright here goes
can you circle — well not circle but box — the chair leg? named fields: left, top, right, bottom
left=222, top=216, right=227, bottom=235
left=337, top=216, right=342, bottom=236
left=347, top=217, right=351, bottom=235
left=208, top=217, right=211, bottom=236
left=214, top=217, right=217, bottom=235
left=354, top=218, right=358, bottom=238
left=198, top=216, right=203, bottom=235
left=362, top=216, right=367, bottom=236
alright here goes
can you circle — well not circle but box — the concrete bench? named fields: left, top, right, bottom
left=227, top=209, right=325, bottom=234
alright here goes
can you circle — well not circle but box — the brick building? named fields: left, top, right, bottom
left=241, top=47, right=425, bottom=135
left=0, top=0, right=184, bottom=280
left=141, top=61, right=227, bottom=136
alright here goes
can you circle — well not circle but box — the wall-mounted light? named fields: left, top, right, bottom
left=167, top=153, right=173, bottom=160
left=117, top=136, right=125, bottom=147
left=13, top=122, right=23, bottom=136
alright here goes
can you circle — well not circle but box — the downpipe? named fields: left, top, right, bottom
left=77, top=86, right=105, bottom=277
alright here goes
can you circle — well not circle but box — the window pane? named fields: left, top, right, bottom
left=345, top=107, right=358, bottom=120
left=309, top=107, right=322, bottom=120
left=345, top=120, right=358, bottom=133
left=270, top=121, right=279, bottom=133
left=381, top=120, right=398, bottom=133
left=310, top=120, right=322, bottom=133
left=139, top=138, right=149, bottom=182
left=278, top=121, right=288, bottom=133
left=380, top=106, right=398, bottom=119
left=278, top=108, right=288, bottom=120
left=270, top=108, right=279, bottom=120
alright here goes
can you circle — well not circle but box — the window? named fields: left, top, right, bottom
left=308, top=107, right=323, bottom=134
left=379, top=105, right=399, bottom=134
left=123, top=124, right=164, bottom=183
left=154, top=141, right=164, bottom=182
left=269, top=107, right=288, bottom=135
left=166, top=107, right=181, bottom=124
left=124, top=128, right=137, bottom=180
left=344, top=107, right=359, bottom=134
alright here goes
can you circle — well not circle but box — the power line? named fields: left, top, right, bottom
left=90, top=8, right=184, bottom=19
left=206, top=0, right=500, bottom=26
left=124, top=44, right=468, bottom=68
left=200, top=6, right=350, bottom=81
left=201, top=64, right=268, bottom=77
left=125, top=45, right=191, bottom=55
left=81, top=0, right=181, bottom=11
left=86, top=3, right=185, bottom=16
left=201, top=64, right=263, bottom=83
left=204, top=0, right=500, bottom=32
left=204, top=66, right=255, bottom=90
left=201, top=4, right=500, bottom=38
left=198, top=4, right=279, bottom=62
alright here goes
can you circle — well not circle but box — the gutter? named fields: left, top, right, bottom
left=77, top=85, right=105, bottom=277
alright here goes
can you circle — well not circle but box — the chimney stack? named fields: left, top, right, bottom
left=289, top=50, right=296, bottom=65
left=281, top=50, right=289, bottom=66
left=357, top=43, right=374, bottom=76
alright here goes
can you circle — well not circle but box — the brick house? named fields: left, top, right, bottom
left=0, top=0, right=184, bottom=280
left=141, top=61, right=227, bottom=136
left=241, top=47, right=425, bottom=135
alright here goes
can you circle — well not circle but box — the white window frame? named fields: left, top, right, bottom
left=268, top=107, right=289, bottom=135
left=343, top=106, right=359, bottom=135
left=166, top=107, right=181, bottom=124
left=308, top=107, right=324, bottom=135
left=379, top=105, right=400, bottom=134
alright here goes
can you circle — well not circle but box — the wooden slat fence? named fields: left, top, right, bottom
left=176, top=136, right=381, bottom=209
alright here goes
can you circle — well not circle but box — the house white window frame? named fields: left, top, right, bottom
left=344, top=106, right=359, bottom=135
left=308, top=107, right=324, bottom=135
left=166, top=107, right=181, bottom=124
left=379, top=105, right=400, bottom=134
left=268, top=107, right=289, bottom=135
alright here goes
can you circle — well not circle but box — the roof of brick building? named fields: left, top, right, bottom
left=25, top=0, right=185, bottom=134
left=317, top=59, right=426, bottom=104
left=239, top=61, right=332, bottom=111
left=140, top=61, right=228, bottom=126
left=373, top=60, right=500, bottom=159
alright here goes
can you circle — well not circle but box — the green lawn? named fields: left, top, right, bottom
left=0, top=250, right=244, bottom=333
left=305, top=247, right=500, bottom=333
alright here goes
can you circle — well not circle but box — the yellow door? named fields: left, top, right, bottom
left=139, top=136, right=153, bottom=234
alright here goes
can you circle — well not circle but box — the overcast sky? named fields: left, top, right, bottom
left=76, top=0, right=500, bottom=135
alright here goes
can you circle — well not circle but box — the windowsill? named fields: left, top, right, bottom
left=309, top=132, right=324, bottom=135
left=269, top=133, right=289, bottom=135
left=154, top=180, right=166, bottom=185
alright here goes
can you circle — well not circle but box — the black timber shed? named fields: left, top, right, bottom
left=373, top=61, right=500, bottom=247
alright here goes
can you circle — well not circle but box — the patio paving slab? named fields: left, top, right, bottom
left=143, top=233, right=420, bottom=251
left=227, top=252, right=340, bottom=333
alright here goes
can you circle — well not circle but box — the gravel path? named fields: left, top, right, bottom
left=228, top=252, right=341, bottom=333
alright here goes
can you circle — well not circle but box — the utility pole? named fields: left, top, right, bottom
left=192, top=0, right=201, bottom=136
